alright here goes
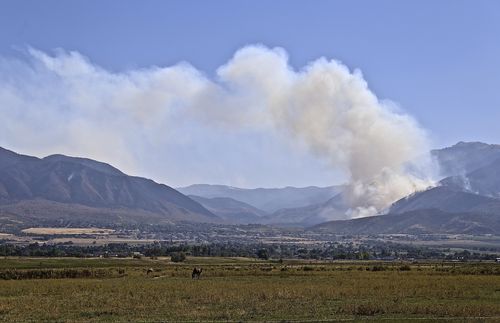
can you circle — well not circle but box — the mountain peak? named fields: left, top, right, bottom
left=432, top=141, right=500, bottom=178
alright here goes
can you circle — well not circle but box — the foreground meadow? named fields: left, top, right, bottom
left=0, top=257, right=499, bottom=322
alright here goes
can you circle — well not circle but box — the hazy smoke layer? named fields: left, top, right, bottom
left=0, top=45, right=434, bottom=218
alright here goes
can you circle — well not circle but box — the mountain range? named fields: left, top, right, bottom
left=0, top=146, right=342, bottom=228
left=178, top=183, right=345, bottom=226
left=431, top=141, right=500, bottom=178
left=177, top=184, right=342, bottom=213
left=2, top=141, right=500, bottom=234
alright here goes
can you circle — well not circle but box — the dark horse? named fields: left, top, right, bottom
left=192, top=267, right=202, bottom=279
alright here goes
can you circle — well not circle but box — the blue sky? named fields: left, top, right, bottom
left=1, top=1, right=499, bottom=188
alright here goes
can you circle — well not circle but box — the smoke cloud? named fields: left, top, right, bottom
left=0, top=45, right=435, bottom=218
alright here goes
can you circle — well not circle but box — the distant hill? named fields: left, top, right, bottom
left=177, top=184, right=343, bottom=213
left=390, top=149, right=500, bottom=216
left=313, top=141, right=500, bottom=234
left=311, top=209, right=500, bottom=235
left=265, top=193, right=349, bottom=226
left=389, top=186, right=500, bottom=215
left=0, top=147, right=219, bottom=226
left=188, top=195, right=266, bottom=224
left=440, top=158, right=500, bottom=198
left=432, top=141, right=500, bottom=177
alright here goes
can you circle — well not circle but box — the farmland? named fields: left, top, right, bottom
left=20, top=228, right=115, bottom=235
left=0, top=257, right=499, bottom=322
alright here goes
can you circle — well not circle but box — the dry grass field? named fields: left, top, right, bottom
left=0, top=257, right=499, bottom=322
left=21, top=227, right=115, bottom=235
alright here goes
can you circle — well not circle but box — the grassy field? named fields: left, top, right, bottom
left=0, top=257, right=499, bottom=322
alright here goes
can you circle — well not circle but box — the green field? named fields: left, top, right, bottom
left=1, top=257, right=500, bottom=322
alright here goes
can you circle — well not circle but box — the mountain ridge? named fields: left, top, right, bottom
left=3, top=141, right=500, bottom=233
left=0, top=147, right=219, bottom=226
left=188, top=195, right=266, bottom=224
left=311, top=208, right=500, bottom=235
left=178, top=183, right=343, bottom=213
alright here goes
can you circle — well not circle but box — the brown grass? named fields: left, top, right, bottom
left=0, top=258, right=499, bottom=321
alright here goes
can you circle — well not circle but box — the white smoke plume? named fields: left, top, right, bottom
left=0, top=45, right=435, bottom=218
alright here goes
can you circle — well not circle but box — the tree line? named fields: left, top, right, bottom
left=1, top=241, right=499, bottom=261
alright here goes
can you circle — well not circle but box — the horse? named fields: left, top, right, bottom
left=191, top=267, right=202, bottom=279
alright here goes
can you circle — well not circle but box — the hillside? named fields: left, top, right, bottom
left=432, top=141, right=500, bottom=177
left=0, top=147, right=219, bottom=226
left=266, top=193, right=349, bottom=226
left=440, top=158, right=500, bottom=198
left=311, top=209, right=500, bottom=235
left=390, top=148, right=500, bottom=216
left=312, top=141, right=500, bottom=233
left=389, top=186, right=500, bottom=214
left=188, top=195, right=266, bottom=224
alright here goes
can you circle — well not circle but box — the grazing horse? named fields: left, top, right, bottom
left=146, top=268, right=154, bottom=276
left=192, top=267, right=202, bottom=279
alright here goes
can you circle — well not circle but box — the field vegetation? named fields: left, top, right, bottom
left=0, top=257, right=499, bottom=321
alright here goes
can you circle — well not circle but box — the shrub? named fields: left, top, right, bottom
left=0, top=268, right=116, bottom=280
left=399, top=265, right=411, bottom=271
left=170, top=252, right=186, bottom=263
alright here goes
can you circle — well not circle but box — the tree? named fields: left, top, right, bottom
left=257, top=248, right=269, bottom=260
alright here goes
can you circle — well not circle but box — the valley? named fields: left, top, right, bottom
left=1, top=141, right=500, bottom=261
